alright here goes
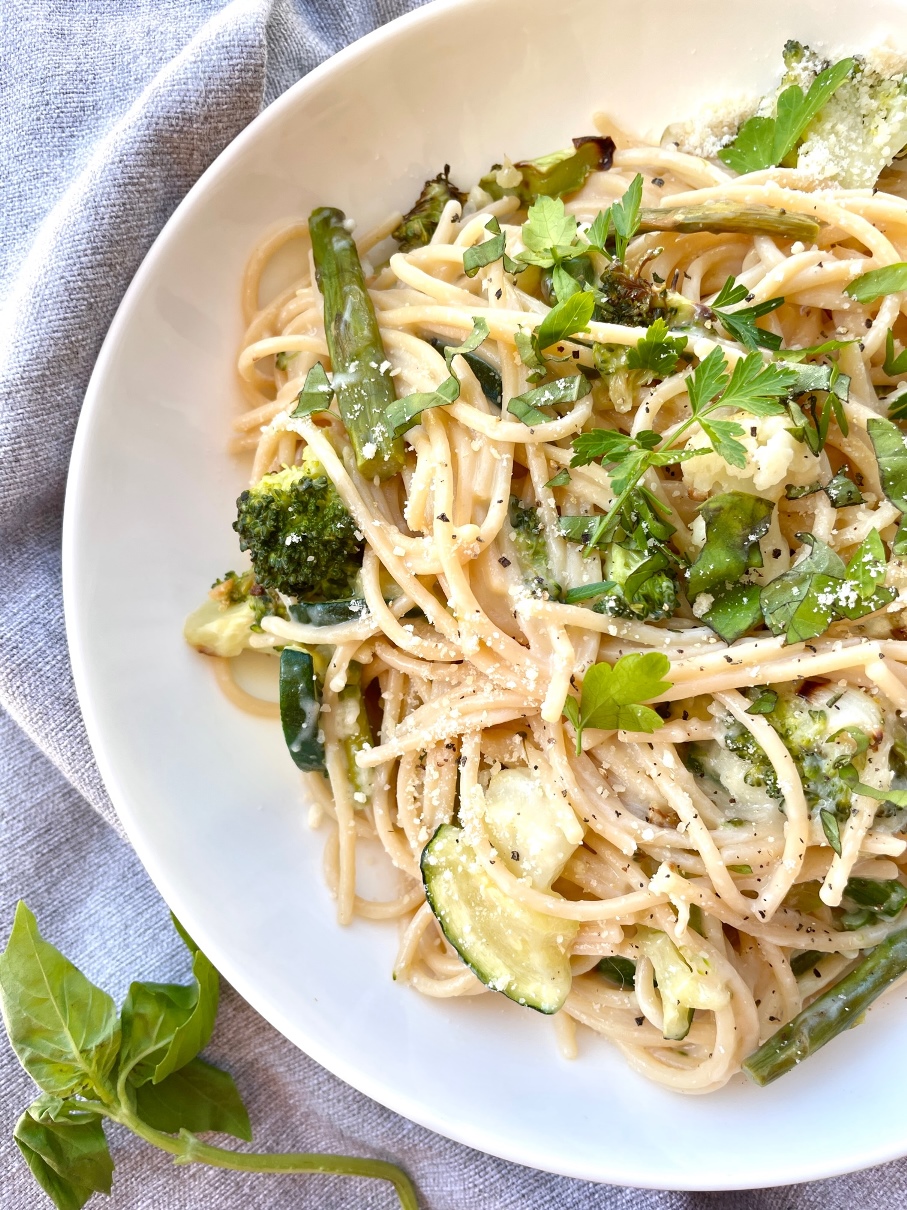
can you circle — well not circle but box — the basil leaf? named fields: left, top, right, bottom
left=14, top=1104, right=112, bottom=1206
left=703, top=583, right=763, bottom=643
left=385, top=373, right=460, bottom=435
left=820, top=808, right=843, bottom=856
left=463, top=217, right=508, bottom=277
left=780, top=339, right=854, bottom=361
left=868, top=416, right=907, bottom=554
left=785, top=481, right=822, bottom=500
left=845, top=263, right=907, bottom=305
left=290, top=362, right=334, bottom=417
left=148, top=917, right=219, bottom=1085
left=760, top=534, right=847, bottom=643
left=118, top=981, right=198, bottom=1087
left=772, top=58, right=856, bottom=163
left=535, top=291, right=595, bottom=353
left=558, top=515, right=599, bottom=544
left=442, top=317, right=490, bottom=370
left=133, top=1056, right=252, bottom=1141
left=843, top=530, right=888, bottom=602
left=747, top=689, right=778, bottom=715
left=508, top=373, right=591, bottom=425
left=824, top=468, right=863, bottom=507
left=564, top=579, right=618, bottom=604
left=544, top=468, right=571, bottom=488
left=687, top=492, right=774, bottom=599
left=884, top=330, right=907, bottom=376
left=839, top=764, right=907, bottom=807
left=0, top=902, right=120, bottom=1097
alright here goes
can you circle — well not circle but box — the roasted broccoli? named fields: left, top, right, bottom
left=183, top=569, right=286, bottom=657
left=393, top=167, right=467, bottom=252
left=508, top=497, right=561, bottom=600
left=589, top=491, right=680, bottom=622
left=479, top=137, right=614, bottom=205
left=234, top=451, right=363, bottom=601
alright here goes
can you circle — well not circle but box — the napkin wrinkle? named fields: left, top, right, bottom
left=4, top=1, right=907, bottom=1206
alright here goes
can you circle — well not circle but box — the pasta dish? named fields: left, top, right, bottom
left=184, top=43, right=907, bottom=1092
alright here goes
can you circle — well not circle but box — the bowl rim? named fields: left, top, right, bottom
left=62, top=0, right=907, bottom=1189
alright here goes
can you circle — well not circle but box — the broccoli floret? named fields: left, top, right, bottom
left=392, top=167, right=467, bottom=252
left=588, top=491, right=680, bottom=622
left=796, top=56, right=907, bottom=188
left=593, top=266, right=696, bottom=329
left=234, top=456, right=363, bottom=601
left=184, top=570, right=286, bottom=657
left=508, top=497, right=561, bottom=600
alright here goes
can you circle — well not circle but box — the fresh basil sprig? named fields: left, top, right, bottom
left=0, top=904, right=418, bottom=1210
left=561, top=652, right=672, bottom=752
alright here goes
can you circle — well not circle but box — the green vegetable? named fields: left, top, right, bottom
left=709, top=275, right=784, bottom=351
left=392, top=166, right=466, bottom=251
left=184, top=570, right=286, bottom=657
left=636, top=927, right=730, bottom=1041
left=515, top=279, right=596, bottom=376
left=844, top=877, right=907, bottom=919
left=790, top=949, right=824, bottom=977
left=335, top=665, right=375, bottom=804
left=759, top=531, right=894, bottom=644
left=234, top=460, right=363, bottom=601
left=636, top=202, right=821, bottom=242
left=479, top=136, right=615, bottom=205
left=747, top=689, right=778, bottom=716
left=508, top=498, right=561, bottom=600
left=743, top=926, right=907, bottom=1085
left=702, top=584, right=763, bottom=644
left=421, top=824, right=578, bottom=1014
left=279, top=648, right=325, bottom=772
left=386, top=374, right=460, bottom=436
left=719, top=56, right=855, bottom=174
left=823, top=468, right=863, bottom=508
left=884, top=330, right=907, bottom=376
left=868, top=416, right=907, bottom=554
left=308, top=206, right=404, bottom=479
left=290, top=362, right=334, bottom=418
left=507, top=373, right=590, bottom=425
left=463, top=216, right=519, bottom=277
left=845, top=263, right=907, bottom=305
left=0, top=905, right=418, bottom=1210
left=597, top=956, right=637, bottom=989
left=288, top=598, right=368, bottom=626
left=688, top=492, right=774, bottom=600
left=626, top=318, right=688, bottom=378
left=561, top=652, right=671, bottom=752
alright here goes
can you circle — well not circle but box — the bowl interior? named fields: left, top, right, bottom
left=65, top=0, right=907, bottom=1188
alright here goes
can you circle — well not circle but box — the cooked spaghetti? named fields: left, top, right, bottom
left=185, top=43, right=907, bottom=1092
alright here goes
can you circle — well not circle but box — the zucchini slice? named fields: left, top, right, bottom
left=421, top=824, right=578, bottom=1014
left=636, top=927, right=730, bottom=1041
left=279, top=648, right=325, bottom=772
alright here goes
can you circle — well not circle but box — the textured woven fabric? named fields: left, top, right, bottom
left=0, top=1, right=901, bottom=1204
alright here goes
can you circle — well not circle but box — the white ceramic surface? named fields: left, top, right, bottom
left=64, top=0, right=907, bottom=1189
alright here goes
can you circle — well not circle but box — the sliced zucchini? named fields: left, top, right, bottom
left=636, top=927, right=730, bottom=1041
left=279, top=648, right=325, bottom=771
left=335, top=669, right=374, bottom=803
left=597, top=955, right=637, bottom=990
left=421, top=824, right=578, bottom=1013
left=183, top=596, right=258, bottom=657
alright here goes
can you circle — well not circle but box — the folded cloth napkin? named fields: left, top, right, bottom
left=1, top=1, right=904, bottom=1205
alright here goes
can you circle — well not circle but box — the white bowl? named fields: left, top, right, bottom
left=64, top=0, right=907, bottom=1189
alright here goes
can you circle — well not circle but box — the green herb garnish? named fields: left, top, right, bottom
left=561, top=652, right=672, bottom=752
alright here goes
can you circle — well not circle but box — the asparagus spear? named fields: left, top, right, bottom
left=308, top=207, right=404, bottom=480
left=743, top=926, right=907, bottom=1086
left=638, top=202, right=820, bottom=242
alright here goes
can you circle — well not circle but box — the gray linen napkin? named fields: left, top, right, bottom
left=0, top=1, right=901, bottom=1204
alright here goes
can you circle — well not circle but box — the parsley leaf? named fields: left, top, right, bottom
left=385, top=373, right=460, bottom=435
left=626, top=318, right=688, bottom=377
left=698, top=418, right=748, bottom=468
left=688, top=492, right=774, bottom=599
left=544, top=468, right=571, bottom=489
left=710, top=276, right=784, bottom=350
left=845, top=263, right=907, bottom=305
left=884, top=330, right=907, bottom=376
left=508, top=373, right=590, bottom=425
left=718, top=57, right=855, bottom=174
left=609, top=174, right=644, bottom=262
left=551, top=262, right=584, bottom=301
left=562, top=652, right=672, bottom=752
left=535, top=290, right=595, bottom=353
left=867, top=416, right=907, bottom=554
left=463, top=217, right=520, bottom=277
left=518, top=196, right=579, bottom=268
left=291, top=362, right=334, bottom=417
left=820, top=808, right=843, bottom=857
left=746, top=689, right=778, bottom=715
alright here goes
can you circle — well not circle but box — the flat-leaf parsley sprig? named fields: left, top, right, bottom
left=562, top=652, right=673, bottom=752
left=0, top=904, right=419, bottom=1210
